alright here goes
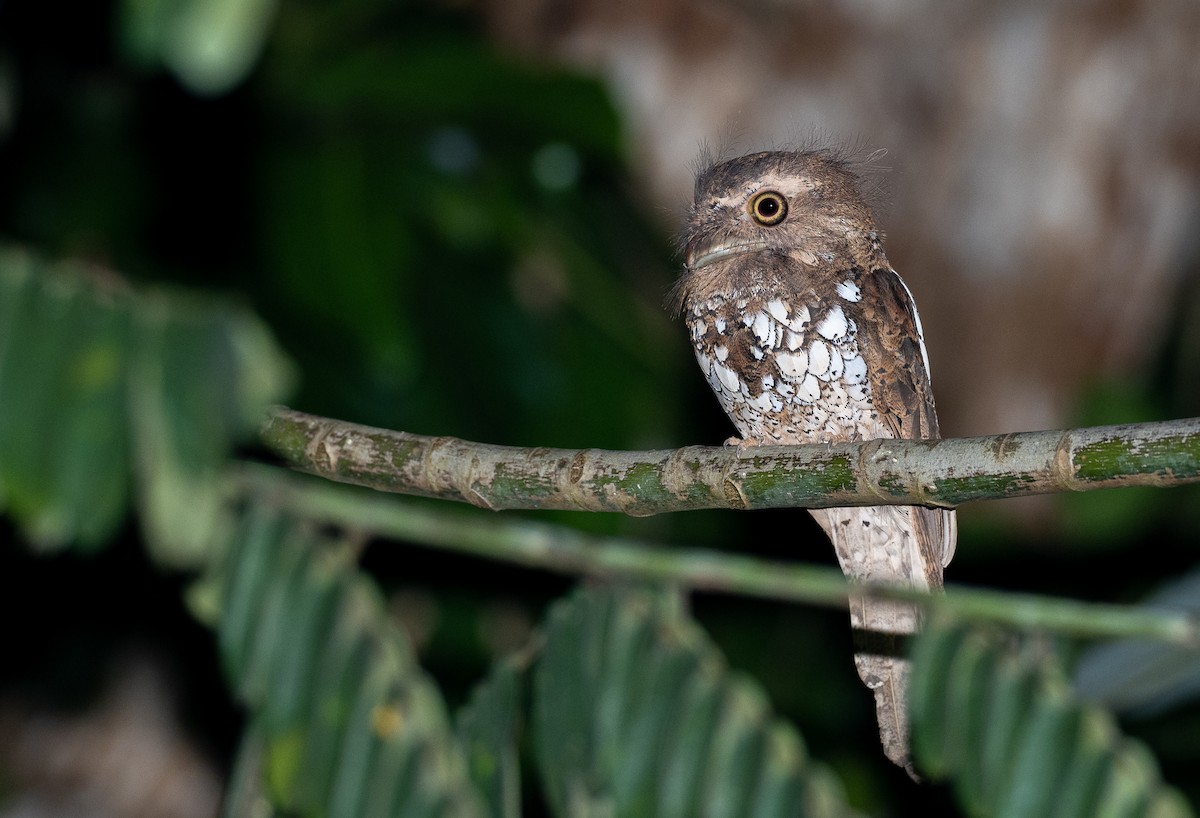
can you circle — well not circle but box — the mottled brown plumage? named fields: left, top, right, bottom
left=673, top=149, right=956, bottom=776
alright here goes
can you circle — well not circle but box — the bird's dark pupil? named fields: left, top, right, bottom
left=759, top=199, right=777, bottom=216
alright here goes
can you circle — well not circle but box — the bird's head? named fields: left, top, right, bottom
left=680, top=150, right=878, bottom=285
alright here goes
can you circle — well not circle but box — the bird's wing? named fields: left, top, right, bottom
left=856, top=266, right=957, bottom=572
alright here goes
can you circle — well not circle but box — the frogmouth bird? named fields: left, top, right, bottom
left=672, top=149, right=957, bottom=776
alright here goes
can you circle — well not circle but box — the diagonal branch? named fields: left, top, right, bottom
left=235, top=463, right=1200, bottom=647
left=261, top=407, right=1200, bottom=514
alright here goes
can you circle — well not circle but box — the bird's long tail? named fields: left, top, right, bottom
left=809, top=504, right=951, bottom=779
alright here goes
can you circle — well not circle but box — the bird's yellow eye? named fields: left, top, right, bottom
left=749, top=191, right=788, bottom=226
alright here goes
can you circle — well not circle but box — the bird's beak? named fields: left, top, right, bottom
left=685, top=237, right=771, bottom=270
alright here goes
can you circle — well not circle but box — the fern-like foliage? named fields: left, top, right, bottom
left=212, top=516, right=864, bottom=818
left=216, top=503, right=485, bottom=817
left=533, top=585, right=860, bottom=818
left=911, top=619, right=1194, bottom=818
left=0, top=246, right=293, bottom=562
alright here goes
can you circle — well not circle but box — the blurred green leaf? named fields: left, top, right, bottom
left=222, top=729, right=279, bottom=818
left=911, top=618, right=1194, bottom=818
left=1074, top=567, right=1200, bottom=717
left=456, top=658, right=524, bottom=818
left=533, top=585, right=859, bottom=818
left=277, top=40, right=622, bottom=159
left=0, top=249, right=132, bottom=547
left=120, top=0, right=280, bottom=95
left=0, top=246, right=294, bottom=560
left=248, top=16, right=679, bottom=456
left=215, top=502, right=486, bottom=817
left=128, top=288, right=294, bottom=565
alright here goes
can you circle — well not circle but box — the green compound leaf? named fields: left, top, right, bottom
left=128, top=289, right=294, bottom=566
left=456, top=658, right=524, bottom=818
left=911, top=619, right=1194, bottom=818
left=216, top=504, right=485, bottom=818
left=0, top=249, right=132, bottom=548
left=0, top=245, right=294, bottom=560
left=532, top=585, right=859, bottom=818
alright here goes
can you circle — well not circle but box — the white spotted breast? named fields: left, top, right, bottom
left=687, top=279, right=885, bottom=444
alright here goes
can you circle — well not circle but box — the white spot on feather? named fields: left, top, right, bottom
left=808, top=404, right=829, bottom=428
left=748, top=391, right=773, bottom=411
left=751, top=311, right=774, bottom=346
left=844, top=353, right=868, bottom=385
left=796, top=373, right=821, bottom=402
left=836, top=280, right=862, bottom=302
left=785, top=330, right=804, bottom=351
left=808, top=340, right=831, bottom=379
left=774, top=348, right=808, bottom=379
left=766, top=299, right=810, bottom=332
left=714, top=345, right=729, bottom=362
left=714, top=361, right=741, bottom=393
left=815, top=305, right=848, bottom=340
left=827, top=348, right=844, bottom=379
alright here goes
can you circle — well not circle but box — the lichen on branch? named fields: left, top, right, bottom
left=260, top=408, right=1200, bottom=514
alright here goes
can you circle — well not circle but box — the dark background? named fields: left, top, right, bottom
left=1, top=0, right=1198, bottom=815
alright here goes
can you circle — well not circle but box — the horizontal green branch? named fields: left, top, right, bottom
left=261, top=407, right=1200, bottom=514
left=236, top=463, right=1200, bottom=647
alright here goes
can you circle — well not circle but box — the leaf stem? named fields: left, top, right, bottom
left=236, top=464, right=1200, bottom=647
